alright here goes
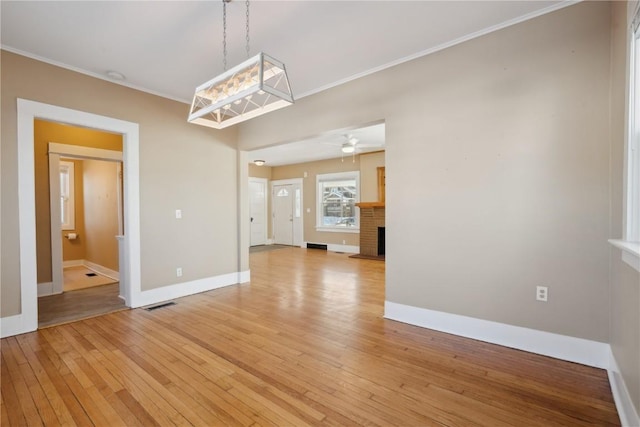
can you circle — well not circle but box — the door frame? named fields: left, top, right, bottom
left=248, top=177, right=268, bottom=246
left=271, top=178, right=303, bottom=247
left=6, top=99, right=141, bottom=337
left=48, top=143, right=124, bottom=296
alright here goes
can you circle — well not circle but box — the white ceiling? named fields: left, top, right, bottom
left=1, top=0, right=568, bottom=165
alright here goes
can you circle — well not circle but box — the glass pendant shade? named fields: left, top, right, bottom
left=188, top=52, right=294, bottom=129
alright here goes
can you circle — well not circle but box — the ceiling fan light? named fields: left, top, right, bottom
left=342, top=144, right=355, bottom=154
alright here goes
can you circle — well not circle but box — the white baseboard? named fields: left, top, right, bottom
left=62, top=259, right=119, bottom=281
left=130, top=270, right=248, bottom=308
left=608, top=348, right=640, bottom=427
left=303, top=242, right=360, bottom=254
left=384, top=301, right=610, bottom=369
left=0, top=314, right=29, bottom=338
left=83, top=260, right=119, bottom=281
left=239, top=270, right=250, bottom=283
left=38, top=282, right=53, bottom=297
left=327, top=243, right=359, bottom=254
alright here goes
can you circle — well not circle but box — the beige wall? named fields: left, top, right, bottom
left=239, top=3, right=612, bottom=342
left=1, top=51, right=238, bottom=317
left=359, top=151, right=385, bottom=202
left=248, top=163, right=272, bottom=180
left=272, top=156, right=362, bottom=247
left=34, top=119, right=122, bottom=283
left=609, top=1, right=640, bottom=414
left=83, top=159, right=120, bottom=271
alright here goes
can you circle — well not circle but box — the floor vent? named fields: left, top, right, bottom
left=145, top=302, right=176, bottom=311
left=307, top=243, right=328, bottom=250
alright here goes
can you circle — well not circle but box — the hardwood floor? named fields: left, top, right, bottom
left=2, top=247, right=620, bottom=426
left=38, top=283, right=126, bottom=328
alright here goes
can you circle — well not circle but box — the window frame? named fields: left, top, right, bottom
left=316, top=171, right=360, bottom=233
left=627, top=16, right=640, bottom=244
left=60, top=160, right=75, bottom=231
left=610, top=9, right=640, bottom=273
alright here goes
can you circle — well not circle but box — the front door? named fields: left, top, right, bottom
left=273, top=184, right=293, bottom=245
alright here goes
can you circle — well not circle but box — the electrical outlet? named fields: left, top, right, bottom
left=176, top=267, right=183, bottom=277
left=342, top=240, right=346, bottom=245
left=175, top=209, right=182, bottom=219
left=536, top=286, right=548, bottom=302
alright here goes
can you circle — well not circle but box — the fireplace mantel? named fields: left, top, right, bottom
left=356, top=202, right=385, bottom=208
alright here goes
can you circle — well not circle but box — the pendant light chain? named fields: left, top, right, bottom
left=245, top=0, right=250, bottom=58
left=222, top=0, right=228, bottom=71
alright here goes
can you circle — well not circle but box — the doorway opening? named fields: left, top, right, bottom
left=36, top=122, right=126, bottom=327
left=11, top=99, right=141, bottom=337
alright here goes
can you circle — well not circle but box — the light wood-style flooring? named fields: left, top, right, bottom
left=2, top=247, right=620, bottom=426
left=38, top=283, right=126, bottom=328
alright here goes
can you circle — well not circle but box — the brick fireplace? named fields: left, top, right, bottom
left=356, top=202, right=385, bottom=258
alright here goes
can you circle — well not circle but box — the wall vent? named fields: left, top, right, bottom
left=145, top=302, right=176, bottom=311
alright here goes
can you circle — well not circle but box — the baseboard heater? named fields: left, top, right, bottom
left=306, top=243, right=328, bottom=251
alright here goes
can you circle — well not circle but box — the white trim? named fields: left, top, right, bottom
left=608, top=348, right=640, bottom=427
left=609, top=239, right=640, bottom=272
left=315, top=226, right=360, bottom=234
left=327, top=243, right=359, bottom=254
left=83, top=260, right=119, bottom=281
left=6, top=98, right=141, bottom=338
left=59, top=160, right=75, bottom=230
left=37, top=282, right=57, bottom=297
left=303, top=242, right=359, bottom=254
left=238, top=270, right=251, bottom=284
left=49, top=143, right=123, bottom=161
left=132, top=271, right=247, bottom=308
left=316, top=171, right=360, bottom=231
left=0, top=45, right=191, bottom=105
left=384, top=301, right=610, bottom=369
left=0, top=314, right=28, bottom=339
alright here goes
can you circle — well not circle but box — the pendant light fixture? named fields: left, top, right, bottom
left=188, top=0, right=294, bottom=129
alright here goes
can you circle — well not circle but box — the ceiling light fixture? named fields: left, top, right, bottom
left=188, top=0, right=294, bottom=129
left=106, top=70, right=125, bottom=81
left=253, top=160, right=265, bottom=166
left=341, top=144, right=355, bottom=154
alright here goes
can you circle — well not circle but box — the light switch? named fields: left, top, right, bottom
left=175, top=209, right=182, bottom=219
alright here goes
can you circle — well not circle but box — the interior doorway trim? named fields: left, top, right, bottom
left=48, top=143, right=124, bottom=296
left=7, top=98, right=141, bottom=337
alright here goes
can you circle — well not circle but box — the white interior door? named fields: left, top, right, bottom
left=273, top=184, right=293, bottom=245
left=249, top=178, right=267, bottom=246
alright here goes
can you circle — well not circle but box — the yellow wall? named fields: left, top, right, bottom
left=82, top=159, right=120, bottom=271
left=34, top=119, right=122, bottom=284
left=248, top=163, right=272, bottom=180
